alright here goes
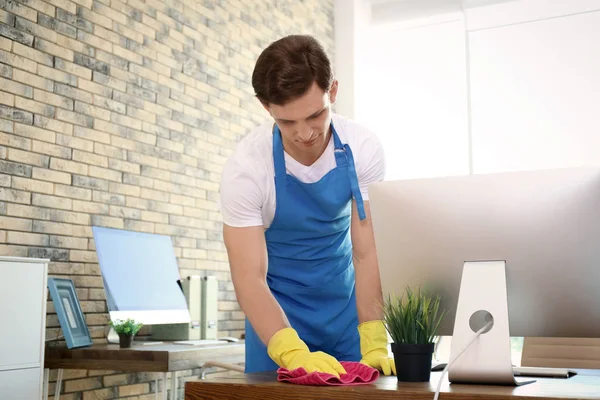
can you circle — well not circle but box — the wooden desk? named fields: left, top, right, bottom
left=44, top=341, right=244, bottom=400
left=184, top=369, right=600, bottom=400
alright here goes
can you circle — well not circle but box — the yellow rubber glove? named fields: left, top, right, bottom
left=267, top=327, right=347, bottom=378
left=358, top=320, right=396, bottom=375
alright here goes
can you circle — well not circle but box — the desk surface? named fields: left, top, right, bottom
left=45, top=341, right=245, bottom=372
left=184, top=369, right=600, bottom=400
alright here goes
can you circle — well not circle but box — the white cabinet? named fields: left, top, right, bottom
left=0, top=256, right=49, bottom=400
left=355, top=0, right=600, bottom=180
left=0, top=368, right=44, bottom=400
left=468, top=8, right=600, bottom=174
left=357, top=15, right=471, bottom=181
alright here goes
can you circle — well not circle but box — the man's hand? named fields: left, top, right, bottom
left=358, top=320, right=396, bottom=376
left=268, top=327, right=347, bottom=378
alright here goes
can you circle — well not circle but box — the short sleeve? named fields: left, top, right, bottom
left=356, top=130, right=386, bottom=201
left=219, top=158, right=265, bottom=228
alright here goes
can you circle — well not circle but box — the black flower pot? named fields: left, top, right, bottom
left=118, top=333, right=134, bottom=348
left=391, top=342, right=435, bottom=382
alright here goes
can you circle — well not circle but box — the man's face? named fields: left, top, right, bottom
left=265, top=80, right=338, bottom=164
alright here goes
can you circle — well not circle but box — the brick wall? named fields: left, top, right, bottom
left=0, top=0, right=334, bottom=398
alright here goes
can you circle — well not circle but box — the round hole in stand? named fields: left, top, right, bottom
left=469, top=310, right=494, bottom=334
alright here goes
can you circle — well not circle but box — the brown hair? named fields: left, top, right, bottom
left=252, top=35, right=334, bottom=106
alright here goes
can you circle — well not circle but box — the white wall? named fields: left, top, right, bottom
left=468, top=5, right=600, bottom=174
left=347, top=0, right=600, bottom=180
left=333, top=0, right=371, bottom=120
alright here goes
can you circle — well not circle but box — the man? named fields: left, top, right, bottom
left=220, top=34, right=396, bottom=377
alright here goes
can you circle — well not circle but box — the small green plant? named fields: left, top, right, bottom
left=109, top=318, right=143, bottom=336
left=382, top=286, right=446, bottom=345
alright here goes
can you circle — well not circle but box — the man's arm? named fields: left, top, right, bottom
left=352, top=200, right=395, bottom=375
left=351, top=200, right=384, bottom=322
left=223, top=224, right=291, bottom=345
left=223, top=223, right=348, bottom=376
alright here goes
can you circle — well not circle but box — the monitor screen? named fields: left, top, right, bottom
left=369, top=165, right=600, bottom=339
left=92, top=226, right=190, bottom=324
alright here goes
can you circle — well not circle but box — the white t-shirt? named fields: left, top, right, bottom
left=219, top=113, right=386, bottom=228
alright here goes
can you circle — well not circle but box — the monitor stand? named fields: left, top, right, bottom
left=447, top=260, right=535, bottom=386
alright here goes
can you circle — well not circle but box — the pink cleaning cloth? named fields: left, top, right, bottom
left=277, top=361, right=379, bottom=386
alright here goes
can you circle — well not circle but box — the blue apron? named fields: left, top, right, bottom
left=244, top=121, right=367, bottom=373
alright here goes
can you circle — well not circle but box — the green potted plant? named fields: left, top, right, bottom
left=109, top=318, right=143, bottom=348
left=382, top=286, right=446, bottom=382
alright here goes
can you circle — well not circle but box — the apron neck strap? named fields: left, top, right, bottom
left=272, top=124, right=287, bottom=180
left=272, top=123, right=341, bottom=178
left=272, top=123, right=367, bottom=220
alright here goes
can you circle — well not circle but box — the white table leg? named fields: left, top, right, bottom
left=155, top=374, right=159, bottom=400
left=54, top=368, right=63, bottom=400
left=162, top=372, right=168, bottom=400
left=170, top=371, right=177, bottom=400
left=43, top=369, right=49, bottom=400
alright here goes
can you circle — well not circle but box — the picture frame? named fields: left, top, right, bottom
left=47, top=277, right=93, bottom=349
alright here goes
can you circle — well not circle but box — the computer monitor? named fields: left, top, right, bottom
left=368, top=166, right=600, bottom=385
left=92, top=227, right=191, bottom=329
